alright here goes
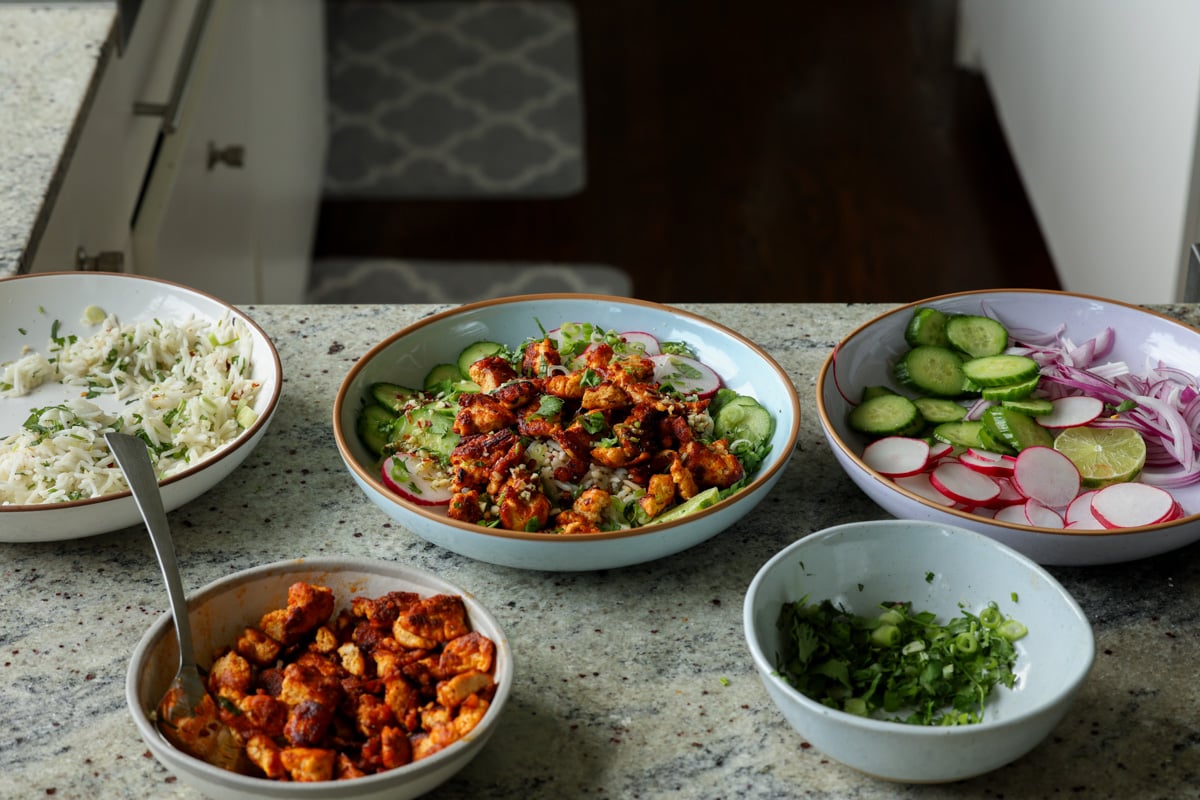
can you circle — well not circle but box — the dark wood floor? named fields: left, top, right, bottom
left=313, top=0, right=1061, bottom=304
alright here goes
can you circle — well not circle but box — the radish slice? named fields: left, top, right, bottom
left=984, top=477, right=1025, bottom=508
left=1012, top=446, right=1081, bottom=509
left=1023, top=498, right=1065, bottom=528
left=1035, top=395, right=1105, bottom=429
left=1065, top=490, right=1104, bottom=528
left=1090, top=482, right=1177, bottom=528
left=381, top=453, right=453, bottom=506
left=929, top=462, right=1001, bottom=505
left=894, top=472, right=957, bottom=506
left=863, top=437, right=931, bottom=477
left=619, top=331, right=661, bottom=355
left=994, top=504, right=1031, bottom=524
left=650, top=353, right=722, bottom=398
left=928, top=441, right=955, bottom=462
left=960, top=448, right=1017, bottom=477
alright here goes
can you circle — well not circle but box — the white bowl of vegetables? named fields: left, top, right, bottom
left=332, top=294, right=800, bottom=571
left=743, top=518, right=1094, bottom=783
left=817, top=288, right=1200, bottom=566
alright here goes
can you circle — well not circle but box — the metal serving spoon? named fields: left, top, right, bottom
left=106, top=432, right=242, bottom=771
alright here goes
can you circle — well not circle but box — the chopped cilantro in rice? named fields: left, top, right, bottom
left=1, top=312, right=261, bottom=505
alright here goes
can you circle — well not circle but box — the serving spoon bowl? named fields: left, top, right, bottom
left=106, top=432, right=243, bottom=770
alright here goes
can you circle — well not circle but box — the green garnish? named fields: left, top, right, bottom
left=776, top=595, right=1026, bottom=726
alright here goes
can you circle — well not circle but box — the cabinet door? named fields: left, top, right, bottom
left=28, top=1, right=197, bottom=274
left=132, top=0, right=326, bottom=304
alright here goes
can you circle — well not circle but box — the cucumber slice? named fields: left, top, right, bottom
left=981, top=406, right=1054, bottom=452
left=423, top=363, right=464, bottom=391
left=1002, top=397, right=1055, bottom=416
left=848, top=394, right=922, bottom=437
left=646, top=486, right=721, bottom=525
left=393, top=404, right=459, bottom=459
left=960, top=355, right=1039, bottom=388
left=931, top=420, right=987, bottom=449
left=370, top=382, right=421, bottom=412
left=894, top=346, right=967, bottom=397
left=905, top=307, right=951, bottom=348
left=861, top=385, right=900, bottom=402
left=978, top=424, right=1016, bottom=455
left=357, top=403, right=396, bottom=456
left=713, top=395, right=774, bottom=447
left=980, top=375, right=1039, bottom=402
left=945, top=315, right=1009, bottom=358
left=913, top=396, right=967, bottom=424
left=456, top=340, right=505, bottom=377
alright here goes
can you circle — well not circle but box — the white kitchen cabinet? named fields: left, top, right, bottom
left=27, top=0, right=196, bottom=276
left=133, top=0, right=326, bottom=304
left=30, top=0, right=326, bottom=305
left=956, top=0, right=1200, bottom=303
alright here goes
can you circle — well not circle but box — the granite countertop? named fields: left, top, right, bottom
left=3, top=301, right=1199, bottom=799
left=0, top=2, right=116, bottom=277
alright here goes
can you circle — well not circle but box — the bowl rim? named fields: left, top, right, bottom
left=332, top=292, right=802, bottom=543
left=125, top=556, right=515, bottom=793
left=816, top=287, right=1200, bottom=539
left=0, top=270, right=283, bottom=514
left=742, top=518, right=1096, bottom=736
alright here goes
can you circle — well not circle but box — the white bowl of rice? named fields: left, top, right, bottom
left=332, top=294, right=800, bottom=571
left=0, top=272, right=281, bottom=542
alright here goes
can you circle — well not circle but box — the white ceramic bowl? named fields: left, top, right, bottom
left=817, top=289, right=1200, bottom=565
left=744, top=519, right=1094, bottom=783
left=0, top=272, right=281, bottom=542
left=333, top=294, right=800, bottom=571
left=127, top=557, right=514, bottom=800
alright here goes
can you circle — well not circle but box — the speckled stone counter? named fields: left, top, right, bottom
left=0, top=2, right=116, bottom=276
left=3, top=302, right=1200, bottom=800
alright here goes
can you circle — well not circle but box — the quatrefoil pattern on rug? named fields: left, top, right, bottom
left=324, top=0, right=585, bottom=197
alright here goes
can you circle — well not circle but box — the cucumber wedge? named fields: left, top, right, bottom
left=961, top=355, right=1039, bottom=388
left=945, top=315, right=1009, bottom=358
left=457, top=340, right=505, bottom=377
left=357, top=403, right=396, bottom=456
left=931, top=420, right=987, bottom=449
left=894, top=346, right=967, bottom=397
left=981, top=406, right=1053, bottom=452
left=714, top=395, right=774, bottom=447
left=905, top=307, right=951, bottom=348
left=646, top=486, right=721, bottom=525
left=848, top=394, right=923, bottom=437
left=913, top=396, right=967, bottom=424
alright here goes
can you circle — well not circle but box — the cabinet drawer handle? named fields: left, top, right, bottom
left=132, top=0, right=215, bottom=135
left=207, top=142, right=245, bottom=170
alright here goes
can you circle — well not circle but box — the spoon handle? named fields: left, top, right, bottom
left=106, top=433, right=198, bottom=673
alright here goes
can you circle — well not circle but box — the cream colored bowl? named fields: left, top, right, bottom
left=333, top=294, right=800, bottom=571
left=817, top=289, right=1200, bottom=565
left=127, top=557, right=514, bottom=800
left=0, top=272, right=281, bottom=542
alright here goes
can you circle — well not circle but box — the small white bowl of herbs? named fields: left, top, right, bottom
left=743, top=518, right=1094, bottom=784
left=817, top=289, right=1200, bottom=566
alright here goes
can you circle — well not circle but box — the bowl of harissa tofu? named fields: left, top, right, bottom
left=127, top=557, right=513, bottom=800
left=332, top=293, right=801, bottom=571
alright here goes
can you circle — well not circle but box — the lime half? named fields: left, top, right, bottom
left=1053, top=426, right=1147, bottom=488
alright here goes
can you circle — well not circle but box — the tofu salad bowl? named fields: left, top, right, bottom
left=332, top=294, right=801, bottom=571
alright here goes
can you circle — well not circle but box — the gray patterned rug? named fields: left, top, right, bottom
left=307, top=258, right=632, bottom=303
left=323, top=0, right=585, bottom=198
left=309, top=0, right=619, bottom=304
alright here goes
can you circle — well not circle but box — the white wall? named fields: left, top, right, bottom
left=958, top=0, right=1200, bottom=302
